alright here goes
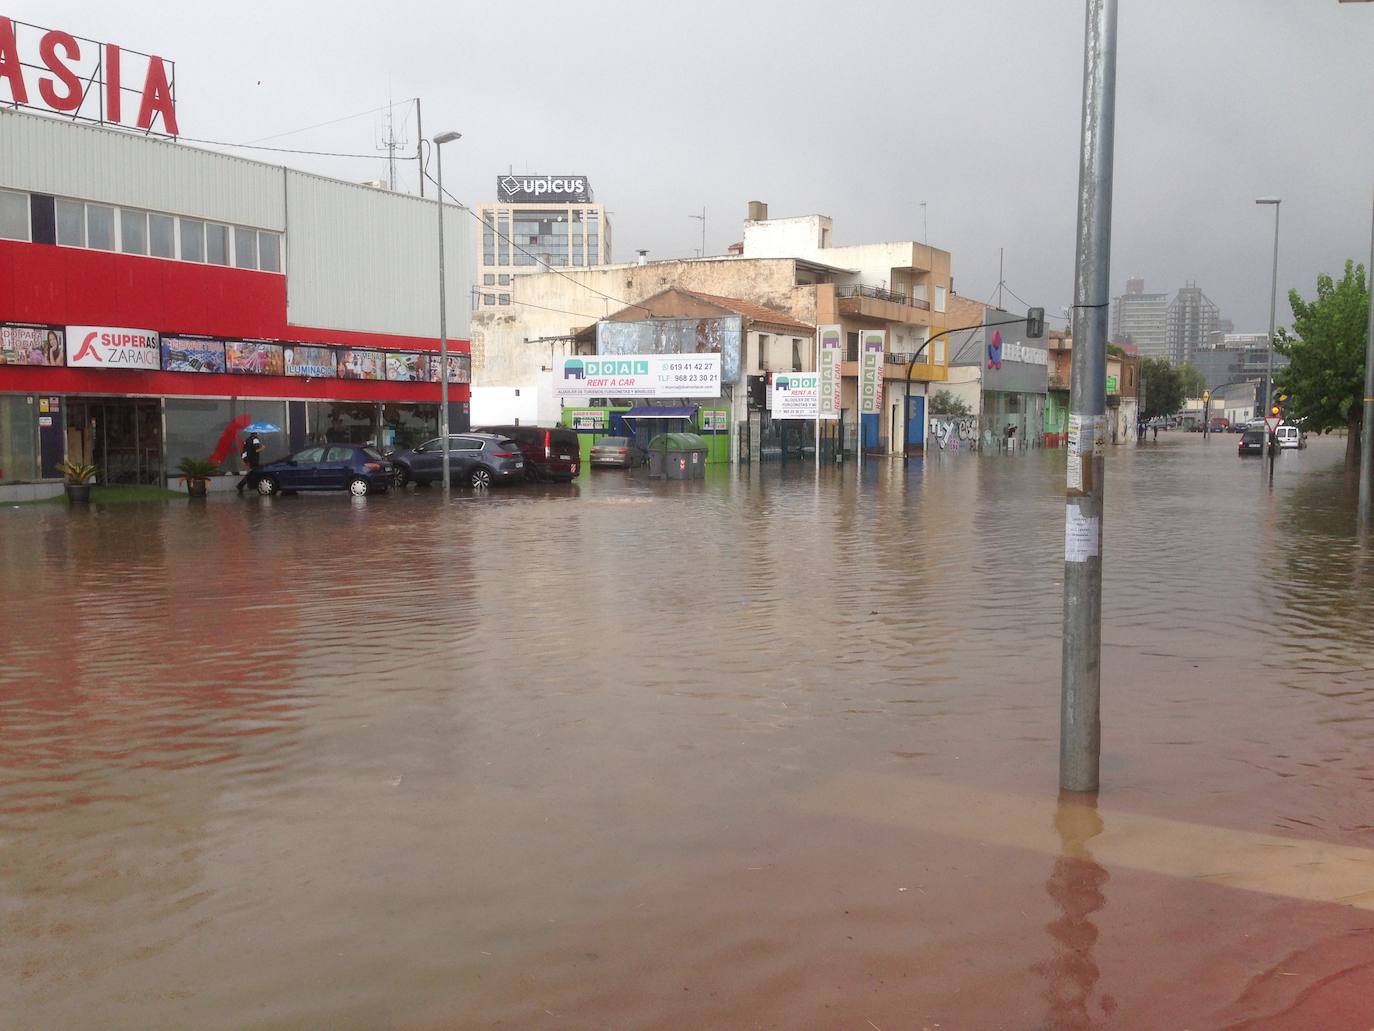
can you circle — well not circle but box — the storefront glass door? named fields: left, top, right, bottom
left=66, top=398, right=163, bottom=485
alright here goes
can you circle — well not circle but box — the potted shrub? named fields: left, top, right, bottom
left=57, top=461, right=96, bottom=504
left=177, top=457, right=221, bottom=497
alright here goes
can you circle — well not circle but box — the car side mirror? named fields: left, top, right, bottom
left=414, top=444, right=425, bottom=453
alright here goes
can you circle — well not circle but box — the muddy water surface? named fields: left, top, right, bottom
left=3, top=435, right=1373, bottom=1030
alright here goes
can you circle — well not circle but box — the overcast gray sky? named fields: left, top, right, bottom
left=23, top=0, right=1374, bottom=333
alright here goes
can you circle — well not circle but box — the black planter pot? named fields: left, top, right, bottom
left=65, top=483, right=91, bottom=504
left=186, top=479, right=209, bottom=498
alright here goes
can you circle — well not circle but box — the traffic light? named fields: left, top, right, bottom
left=1026, top=307, right=1045, bottom=339
left=1270, top=405, right=1281, bottom=417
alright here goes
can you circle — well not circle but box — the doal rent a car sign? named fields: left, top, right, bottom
left=557, top=354, right=721, bottom=398
left=769, top=372, right=820, bottom=419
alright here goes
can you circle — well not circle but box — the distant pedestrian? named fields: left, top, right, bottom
left=1152, top=424, right=1159, bottom=442
left=236, top=432, right=264, bottom=494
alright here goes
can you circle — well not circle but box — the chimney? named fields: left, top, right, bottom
left=636, top=249, right=649, bottom=265
left=747, top=200, right=768, bottom=222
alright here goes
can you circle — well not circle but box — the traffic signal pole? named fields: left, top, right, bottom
left=1060, top=0, right=1117, bottom=794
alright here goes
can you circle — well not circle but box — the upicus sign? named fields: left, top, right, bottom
left=0, top=16, right=178, bottom=136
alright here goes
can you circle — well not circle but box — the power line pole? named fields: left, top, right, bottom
left=1360, top=185, right=1374, bottom=526
left=1060, top=0, right=1118, bottom=795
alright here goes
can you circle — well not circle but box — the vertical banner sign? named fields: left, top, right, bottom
left=859, top=330, right=884, bottom=415
left=816, top=325, right=841, bottom=421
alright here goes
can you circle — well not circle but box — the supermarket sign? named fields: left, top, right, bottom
left=770, top=372, right=819, bottom=419
left=558, top=353, right=720, bottom=398
left=0, top=16, right=179, bottom=136
left=66, top=325, right=159, bottom=370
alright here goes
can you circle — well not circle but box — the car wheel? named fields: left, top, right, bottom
left=391, top=466, right=410, bottom=488
left=348, top=477, right=370, bottom=497
left=470, top=467, right=493, bottom=489
left=256, top=476, right=278, bottom=496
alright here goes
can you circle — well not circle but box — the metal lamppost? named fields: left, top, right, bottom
left=1256, top=197, right=1281, bottom=445
left=434, top=130, right=462, bottom=495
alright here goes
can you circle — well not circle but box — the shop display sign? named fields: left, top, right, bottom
left=816, top=325, right=841, bottom=421
left=0, top=324, right=64, bottom=365
left=385, top=352, right=424, bottom=382
left=66, top=325, right=159, bottom=369
left=859, top=330, right=885, bottom=415
left=557, top=353, right=721, bottom=398
left=701, top=410, right=727, bottom=431
left=0, top=16, right=179, bottom=136
left=284, top=345, right=337, bottom=378
left=428, top=353, right=472, bottom=384
left=770, top=372, right=820, bottom=419
left=570, top=410, right=606, bottom=430
left=224, top=340, right=285, bottom=375
left=161, top=336, right=226, bottom=373
left=337, top=349, right=385, bottom=380
left=496, top=174, right=591, bottom=204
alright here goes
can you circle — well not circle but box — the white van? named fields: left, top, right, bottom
left=1275, top=424, right=1303, bottom=450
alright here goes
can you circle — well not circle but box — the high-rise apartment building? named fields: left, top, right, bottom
left=474, top=174, right=612, bottom=310
left=1166, top=282, right=1219, bottom=366
left=1109, top=277, right=1168, bottom=359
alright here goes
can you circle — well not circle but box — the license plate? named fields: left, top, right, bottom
left=559, top=454, right=571, bottom=460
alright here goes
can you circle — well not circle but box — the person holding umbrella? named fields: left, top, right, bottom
left=236, top=430, right=264, bottom=494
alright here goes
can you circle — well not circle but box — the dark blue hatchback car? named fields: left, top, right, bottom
left=248, top=444, right=392, bottom=497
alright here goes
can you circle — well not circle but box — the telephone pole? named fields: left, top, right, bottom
left=1060, top=0, right=1118, bottom=794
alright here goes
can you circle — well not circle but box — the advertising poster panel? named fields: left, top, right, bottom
left=816, top=324, right=841, bottom=421
left=859, top=330, right=885, bottom=415
left=284, top=345, right=337, bottom=378
left=225, top=340, right=285, bottom=375
left=161, top=337, right=227, bottom=373
left=557, top=354, right=721, bottom=398
left=337, top=349, right=385, bottom=380
left=0, top=324, right=65, bottom=366
left=769, top=372, right=819, bottom=419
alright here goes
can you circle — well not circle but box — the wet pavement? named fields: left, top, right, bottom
left=3, top=433, right=1374, bottom=1030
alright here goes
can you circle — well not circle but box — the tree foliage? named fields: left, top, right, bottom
left=1140, top=357, right=1184, bottom=420
left=1274, top=260, right=1369, bottom=453
left=1176, top=362, right=1207, bottom=399
left=929, top=388, right=973, bottom=418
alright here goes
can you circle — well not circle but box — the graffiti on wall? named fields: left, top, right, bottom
left=930, top=415, right=978, bottom=451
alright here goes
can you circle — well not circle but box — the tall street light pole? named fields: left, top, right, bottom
left=434, top=130, right=462, bottom=496
left=1256, top=198, right=1281, bottom=446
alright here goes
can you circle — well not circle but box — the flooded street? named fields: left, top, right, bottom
left=4, top=434, right=1374, bottom=1030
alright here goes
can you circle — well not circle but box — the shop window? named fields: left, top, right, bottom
left=234, top=226, right=257, bottom=269
left=87, top=204, right=114, bottom=250
left=120, top=209, right=148, bottom=255
left=0, top=396, right=41, bottom=483
left=56, top=199, right=85, bottom=246
left=149, top=213, right=175, bottom=258
left=180, top=218, right=205, bottom=262
left=258, top=231, right=281, bottom=272
left=207, top=223, right=229, bottom=266
left=0, top=189, right=28, bottom=240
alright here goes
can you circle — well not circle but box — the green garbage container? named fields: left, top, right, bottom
left=647, top=432, right=708, bottom=480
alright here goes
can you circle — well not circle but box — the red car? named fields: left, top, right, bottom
left=474, top=425, right=581, bottom=482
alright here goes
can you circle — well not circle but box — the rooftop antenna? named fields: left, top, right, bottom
left=920, top=201, right=928, bottom=246
left=689, top=206, right=705, bottom=258
left=376, top=92, right=409, bottom=192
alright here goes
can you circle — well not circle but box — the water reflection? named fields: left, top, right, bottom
left=1034, top=792, right=1112, bottom=1031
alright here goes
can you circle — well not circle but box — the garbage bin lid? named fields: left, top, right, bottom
left=647, top=432, right=708, bottom=451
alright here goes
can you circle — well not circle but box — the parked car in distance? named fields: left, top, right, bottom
left=474, top=425, right=580, bottom=482
left=589, top=436, right=635, bottom=468
left=250, top=444, right=391, bottom=496
left=1274, top=424, right=1304, bottom=449
left=388, top=434, right=525, bottom=488
left=1238, top=429, right=1267, bottom=456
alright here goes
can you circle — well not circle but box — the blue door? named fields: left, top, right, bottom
left=861, top=413, right=880, bottom=450
left=907, top=395, right=926, bottom=449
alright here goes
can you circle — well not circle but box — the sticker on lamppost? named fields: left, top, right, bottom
left=859, top=330, right=885, bottom=415
left=769, top=372, right=819, bottom=419
left=557, top=354, right=721, bottom=397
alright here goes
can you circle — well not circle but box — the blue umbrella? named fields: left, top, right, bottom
left=244, top=422, right=281, bottom=433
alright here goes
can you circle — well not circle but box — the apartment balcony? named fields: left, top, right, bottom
left=839, top=354, right=948, bottom=384
left=836, top=284, right=933, bottom=326
left=1048, top=368, right=1071, bottom=391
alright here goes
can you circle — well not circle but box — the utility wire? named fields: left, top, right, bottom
left=244, top=100, right=414, bottom=145
left=423, top=169, right=654, bottom=317
left=176, top=135, right=414, bottom=160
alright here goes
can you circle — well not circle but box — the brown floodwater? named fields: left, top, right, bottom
left=3, top=434, right=1373, bottom=1030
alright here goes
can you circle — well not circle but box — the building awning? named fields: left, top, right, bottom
left=624, top=406, right=699, bottom=419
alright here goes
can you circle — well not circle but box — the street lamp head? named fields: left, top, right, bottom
left=434, top=131, right=462, bottom=146
left=1255, top=197, right=1281, bottom=205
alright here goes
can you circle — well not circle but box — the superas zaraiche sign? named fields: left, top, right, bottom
left=65, top=326, right=160, bottom=370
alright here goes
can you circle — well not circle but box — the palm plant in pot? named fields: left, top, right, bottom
left=177, top=457, right=222, bottom=497
left=56, top=461, right=97, bottom=504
